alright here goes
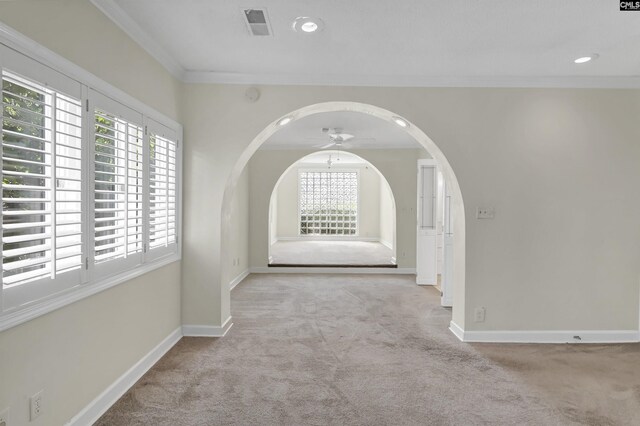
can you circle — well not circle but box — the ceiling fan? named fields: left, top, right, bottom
left=310, top=127, right=375, bottom=149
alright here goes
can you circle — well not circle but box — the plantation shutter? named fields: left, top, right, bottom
left=90, top=90, right=144, bottom=278
left=1, top=46, right=84, bottom=309
left=2, top=72, right=55, bottom=286
left=54, top=91, right=84, bottom=274
left=146, top=119, right=178, bottom=260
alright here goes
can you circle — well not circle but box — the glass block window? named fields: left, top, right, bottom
left=299, top=170, right=358, bottom=236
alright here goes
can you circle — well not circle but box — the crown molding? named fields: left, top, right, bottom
left=91, top=0, right=640, bottom=89
left=90, top=0, right=185, bottom=81
left=183, top=70, right=640, bottom=88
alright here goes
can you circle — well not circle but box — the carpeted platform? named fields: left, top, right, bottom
left=97, top=274, right=640, bottom=425
left=269, top=240, right=395, bottom=266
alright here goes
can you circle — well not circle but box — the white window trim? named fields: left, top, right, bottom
left=0, top=22, right=183, bottom=333
left=297, top=167, right=361, bottom=238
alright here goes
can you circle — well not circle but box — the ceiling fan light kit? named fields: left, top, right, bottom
left=311, top=127, right=376, bottom=149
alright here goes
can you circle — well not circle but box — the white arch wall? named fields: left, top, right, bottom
left=260, top=150, right=404, bottom=267
left=182, top=85, right=640, bottom=340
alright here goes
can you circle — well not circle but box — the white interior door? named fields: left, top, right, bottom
left=416, top=160, right=437, bottom=285
left=441, top=181, right=454, bottom=307
left=436, top=170, right=445, bottom=280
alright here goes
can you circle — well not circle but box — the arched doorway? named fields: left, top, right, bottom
left=220, top=101, right=466, bottom=331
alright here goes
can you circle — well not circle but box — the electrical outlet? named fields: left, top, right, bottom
left=0, top=407, right=9, bottom=426
left=474, top=307, right=486, bottom=323
left=476, top=207, right=495, bottom=219
left=30, top=391, right=42, bottom=421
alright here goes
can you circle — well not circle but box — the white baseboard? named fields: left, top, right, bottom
left=379, top=239, right=393, bottom=250
left=182, top=316, right=233, bottom=337
left=251, top=266, right=415, bottom=275
left=69, top=317, right=235, bottom=424
left=441, top=296, right=453, bottom=307
left=66, top=327, right=182, bottom=426
left=449, top=321, right=640, bottom=344
left=229, top=269, right=249, bottom=290
left=416, top=275, right=436, bottom=286
left=449, top=321, right=465, bottom=341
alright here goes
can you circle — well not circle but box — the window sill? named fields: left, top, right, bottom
left=0, top=253, right=180, bottom=333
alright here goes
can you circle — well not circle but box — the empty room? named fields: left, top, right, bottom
left=0, top=1, right=639, bottom=425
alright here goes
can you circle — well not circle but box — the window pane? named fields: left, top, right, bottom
left=2, top=72, right=54, bottom=286
left=149, top=134, right=177, bottom=249
left=93, top=109, right=143, bottom=263
left=298, top=171, right=358, bottom=236
left=55, top=93, right=83, bottom=273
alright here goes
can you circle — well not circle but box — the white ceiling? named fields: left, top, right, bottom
left=261, top=111, right=420, bottom=150
left=297, top=151, right=369, bottom=165
left=93, top=0, right=640, bottom=87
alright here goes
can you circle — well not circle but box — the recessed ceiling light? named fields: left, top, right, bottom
left=393, top=117, right=409, bottom=128
left=278, top=117, right=292, bottom=126
left=301, top=21, right=318, bottom=33
left=574, top=54, right=599, bottom=64
left=293, top=17, right=324, bottom=33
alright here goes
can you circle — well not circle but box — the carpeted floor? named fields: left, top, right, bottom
left=97, top=274, right=640, bottom=425
left=269, top=241, right=395, bottom=266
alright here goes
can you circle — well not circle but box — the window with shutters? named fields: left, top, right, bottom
left=0, top=41, right=182, bottom=329
left=299, top=170, right=358, bottom=236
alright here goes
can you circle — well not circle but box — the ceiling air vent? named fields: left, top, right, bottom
left=243, top=9, right=272, bottom=36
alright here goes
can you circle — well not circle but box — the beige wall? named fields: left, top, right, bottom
left=226, top=165, right=250, bottom=285
left=0, top=263, right=181, bottom=426
left=249, top=149, right=423, bottom=269
left=379, top=182, right=395, bottom=250
left=184, top=84, right=640, bottom=334
left=269, top=190, right=278, bottom=245
left=274, top=163, right=298, bottom=237
left=0, top=2, right=182, bottom=425
left=273, top=161, right=391, bottom=240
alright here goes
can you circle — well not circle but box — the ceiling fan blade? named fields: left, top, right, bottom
left=314, top=142, right=336, bottom=149
left=347, top=138, right=376, bottom=148
left=337, top=134, right=355, bottom=142
left=334, top=142, right=353, bottom=149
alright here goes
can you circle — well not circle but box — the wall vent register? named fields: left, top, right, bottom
left=244, top=9, right=271, bottom=36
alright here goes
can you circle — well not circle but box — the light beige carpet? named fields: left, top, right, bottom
left=97, top=274, right=640, bottom=425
